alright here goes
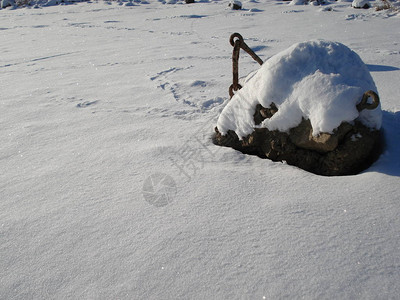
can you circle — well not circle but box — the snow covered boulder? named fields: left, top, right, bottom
left=352, top=0, right=370, bottom=8
left=1, top=0, right=15, bottom=8
left=213, top=40, right=383, bottom=176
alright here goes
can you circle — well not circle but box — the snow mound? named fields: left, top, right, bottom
left=217, top=40, right=382, bottom=139
left=352, top=0, right=370, bottom=8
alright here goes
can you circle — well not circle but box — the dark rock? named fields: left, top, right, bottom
left=213, top=103, right=383, bottom=176
left=228, top=1, right=242, bottom=10
left=289, top=119, right=353, bottom=153
left=253, top=103, right=278, bottom=125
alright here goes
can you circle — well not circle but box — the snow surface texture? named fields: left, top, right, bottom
left=217, top=40, right=382, bottom=138
left=1, top=0, right=400, bottom=299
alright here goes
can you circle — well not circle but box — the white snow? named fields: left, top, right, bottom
left=1, top=0, right=400, bottom=299
left=217, top=40, right=382, bottom=138
left=351, top=132, right=363, bottom=141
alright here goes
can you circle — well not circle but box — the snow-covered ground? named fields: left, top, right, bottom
left=1, top=0, right=400, bottom=298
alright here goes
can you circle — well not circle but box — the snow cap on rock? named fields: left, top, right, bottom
left=352, top=0, right=371, bottom=8
left=217, top=40, right=381, bottom=139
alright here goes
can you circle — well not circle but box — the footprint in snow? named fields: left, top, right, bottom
left=76, top=100, right=99, bottom=108
left=201, top=97, right=224, bottom=109
left=149, top=67, right=225, bottom=113
left=191, top=80, right=207, bottom=87
left=32, top=25, right=50, bottom=28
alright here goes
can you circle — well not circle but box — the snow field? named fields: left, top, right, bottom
left=1, top=0, right=400, bottom=298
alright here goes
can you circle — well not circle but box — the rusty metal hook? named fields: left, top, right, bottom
left=357, top=90, right=380, bottom=112
left=229, top=33, right=263, bottom=98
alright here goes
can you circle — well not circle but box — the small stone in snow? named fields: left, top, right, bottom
left=229, top=0, right=242, bottom=10
left=352, top=0, right=370, bottom=9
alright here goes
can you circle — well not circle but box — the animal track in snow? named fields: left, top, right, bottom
left=68, top=22, right=94, bottom=28
left=149, top=66, right=225, bottom=113
left=149, top=67, right=189, bottom=81
left=32, top=25, right=50, bottom=28
left=282, top=10, right=305, bottom=14
left=76, top=100, right=99, bottom=108
left=149, top=14, right=208, bottom=21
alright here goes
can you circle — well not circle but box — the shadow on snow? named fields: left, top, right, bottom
left=367, top=110, right=400, bottom=177
left=367, top=64, right=400, bottom=72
